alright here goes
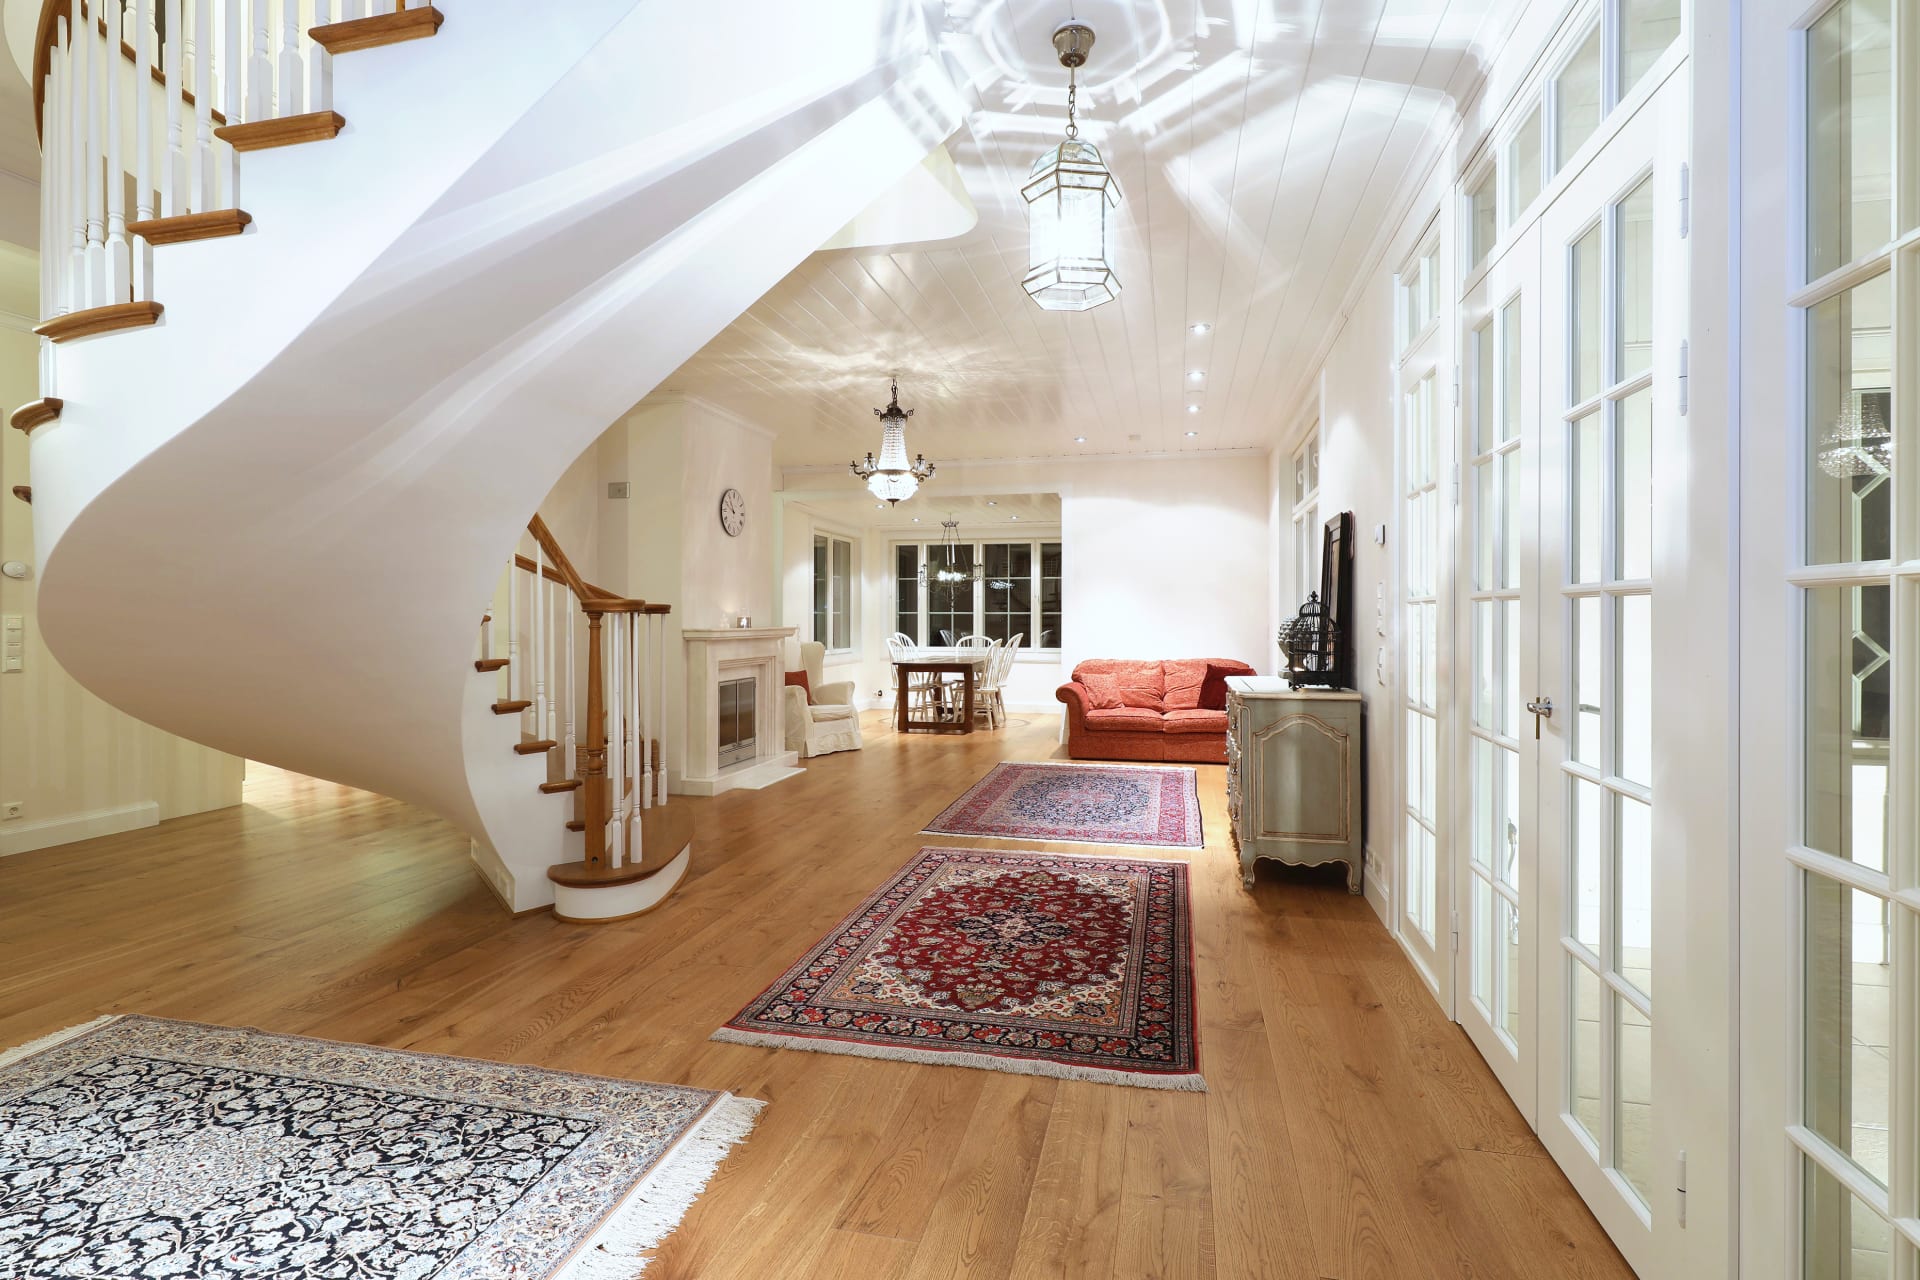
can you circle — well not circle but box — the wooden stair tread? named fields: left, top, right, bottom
left=539, top=779, right=581, bottom=794
left=474, top=658, right=509, bottom=672
left=127, top=209, right=253, bottom=245
left=8, top=398, right=61, bottom=435
left=565, top=819, right=584, bottom=832
left=11, top=485, right=28, bottom=504
left=514, top=739, right=556, bottom=755
left=546, top=804, right=694, bottom=888
left=491, top=700, right=531, bottom=714
left=34, top=302, right=163, bottom=344
left=215, top=111, right=345, bottom=152
left=311, top=6, right=444, bottom=53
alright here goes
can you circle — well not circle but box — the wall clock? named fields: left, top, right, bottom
left=718, top=487, right=746, bottom=537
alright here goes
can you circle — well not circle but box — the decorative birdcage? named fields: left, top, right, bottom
left=1277, top=592, right=1341, bottom=688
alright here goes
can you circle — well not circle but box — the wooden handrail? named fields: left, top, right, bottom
left=525, top=513, right=595, bottom=601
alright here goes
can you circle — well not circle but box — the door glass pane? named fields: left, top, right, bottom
left=1571, top=960, right=1604, bottom=1142
left=1616, top=178, right=1655, bottom=382
left=1509, top=103, right=1543, bottom=220
left=1572, top=224, right=1603, bottom=403
left=1804, top=874, right=1893, bottom=1187
left=1502, top=599, right=1521, bottom=740
left=1473, top=737, right=1497, bottom=867
left=1574, top=778, right=1604, bottom=950
left=831, top=538, right=852, bottom=650
left=1619, top=388, right=1654, bottom=579
left=1619, top=796, right=1653, bottom=998
left=1502, top=450, right=1522, bottom=590
left=1804, top=584, right=1892, bottom=870
left=1040, top=541, right=1062, bottom=648
left=813, top=536, right=829, bottom=645
left=1474, top=875, right=1496, bottom=1007
left=1620, top=594, right=1653, bottom=785
left=1575, top=595, right=1605, bottom=767
left=1474, top=320, right=1495, bottom=452
left=1616, top=995, right=1654, bottom=1204
left=1502, top=892, right=1521, bottom=1045
left=1802, top=1155, right=1894, bottom=1280
left=1806, top=0, right=1894, bottom=280
left=1468, top=169, right=1497, bottom=270
left=1502, top=746, right=1521, bottom=887
left=896, top=545, right=919, bottom=642
left=1555, top=25, right=1604, bottom=169
left=1476, top=464, right=1497, bottom=589
left=1500, top=298, right=1522, bottom=443
left=1620, top=0, right=1681, bottom=93
left=1573, top=412, right=1605, bottom=581
left=1474, top=601, right=1496, bottom=728
left=1807, top=272, right=1894, bottom=566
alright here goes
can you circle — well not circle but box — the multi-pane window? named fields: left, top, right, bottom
left=812, top=533, right=853, bottom=652
left=1792, top=6, right=1909, bottom=1274
left=1467, top=167, right=1498, bottom=272
left=1508, top=102, right=1544, bottom=226
left=895, top=539, right=1063, bottom=650
left=1403, top=371, right=1441, bottom=943
left=1400, top=241, right=1440, bottom=350
left=1619, top=0, right=1681, bottom=93
left=1555, top=24, right=1604, bottom=168
left=1469, top=302, right=1524, bottom=1049
left=1562, top=171, right=1657, bottom=1210
left=1291, top=428, right=1322, bottom=607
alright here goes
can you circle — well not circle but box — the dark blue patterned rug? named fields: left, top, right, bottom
left=924, top=761, right=1203, bottom=849
left=0, top=1016, right=761, bottom=1279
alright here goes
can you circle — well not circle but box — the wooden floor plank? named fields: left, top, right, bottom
left=0, top=714, right=1634, bottom=1280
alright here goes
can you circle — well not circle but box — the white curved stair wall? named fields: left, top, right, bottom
left=27, top=0, right=963, bottom=909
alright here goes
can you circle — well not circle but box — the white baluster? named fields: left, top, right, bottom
left=277, top=0, right=302, bottom=115
left=192, top=0, right=214, bottom=209
left=247, top=0, right=271, bottom=120
left=480, top=598, right=491, bottom=663
left=162, top=0, right=183, bottom=214
left=531, top=545, right=546, bottom=740
left=132, top=0, right=155, bottom=301
left=627, top=615, right=642, bottom=847
left=104, top=0, right=129, bottom=303
left=308, top=0, right=332, bottom=113
left=638, top=611, right=652, bottom=810
left=505, top=549, right=519, bottom=705
left=653, top=614, right=668, bottom=803
left=81, top=7, right=106, bottom=307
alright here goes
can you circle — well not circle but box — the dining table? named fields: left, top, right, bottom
left=891, top=647, right=994, bottom=735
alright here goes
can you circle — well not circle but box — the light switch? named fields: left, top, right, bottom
left=2, top=614, right=23, bottom=673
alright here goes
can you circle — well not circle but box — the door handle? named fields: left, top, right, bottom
left=1525, top=696, right=1554, bottom=740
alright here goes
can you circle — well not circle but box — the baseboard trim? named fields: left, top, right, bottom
left=0, top=801, right=159, bottom=857
left=1362, top=845, right=1391, bottom=927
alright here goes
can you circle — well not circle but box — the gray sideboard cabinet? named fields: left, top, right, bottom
left=1225, top=676, right=1364, bottom=893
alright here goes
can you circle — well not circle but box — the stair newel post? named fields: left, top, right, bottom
left=580, top=607, right=609, bottom=873
left=608, top=611, right=625, bottom=869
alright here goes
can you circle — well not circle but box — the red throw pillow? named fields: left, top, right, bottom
left=784, top=670, right=813, bottom=704
left=1199, top=663, right=1239, bottom=711
left=1078, top=672, right=1125, bottom=710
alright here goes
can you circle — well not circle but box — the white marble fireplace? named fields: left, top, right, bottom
left=678, top=627, right=803, bottom=795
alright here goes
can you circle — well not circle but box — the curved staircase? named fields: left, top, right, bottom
left=15, top=0, right=964, bottom=914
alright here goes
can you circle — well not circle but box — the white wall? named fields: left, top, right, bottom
left=0, top=244, right=242, bottom=856
left=777, top=452, right=1275, bottom=716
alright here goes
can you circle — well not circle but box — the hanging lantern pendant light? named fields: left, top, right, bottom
left=850, top=378, right=935, bottom=505
left=1022, top=20, right=1121, bottom=312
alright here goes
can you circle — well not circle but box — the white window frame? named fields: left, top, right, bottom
left=891, top=534, right=1063, bottom=654
left=1289, top=422, right=1322, bottom=610
left=812, top=530, right=857, bottom=656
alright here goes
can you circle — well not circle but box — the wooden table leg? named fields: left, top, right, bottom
left=961, top=668, right=975, bottom=733
left=896, top=666, right=909, bottom=733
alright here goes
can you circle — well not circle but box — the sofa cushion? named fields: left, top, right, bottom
left=1163, top=708, right=1228, bottom=734
left=811, top=702, right=855, bottom=721
left=1200, top=663, right=1241, bottom=711
left=1160, top=659, right=1212, bottom=710
left=1078, top=672, right=1126, bottom=710
left=1084, top=707, right=1167, bottom=733
left=1074, top=659, right=1165, bottom=710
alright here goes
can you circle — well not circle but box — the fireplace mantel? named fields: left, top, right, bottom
left=679, top=627, right=802, bottom=795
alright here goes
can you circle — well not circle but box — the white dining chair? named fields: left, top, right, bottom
left=887, top=633, right=940, bottom=715
left=977, top=633, right=1021, bottom=728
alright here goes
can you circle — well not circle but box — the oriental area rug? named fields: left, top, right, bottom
left=713, top=846, right=1202, bottom=1091
left=0, top=1016, right=761, bottom=1279
left=922, top=760, right=1204, bottom=849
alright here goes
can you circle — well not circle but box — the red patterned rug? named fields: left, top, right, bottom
left=922, top=761, right=1203, bottom=849
left=712, top=846, right=1201, bottom=1090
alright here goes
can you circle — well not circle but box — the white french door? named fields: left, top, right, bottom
left=1531, top=80, right=1682, bottom=1275
left=1456, top=223, right=1541, bottom=1118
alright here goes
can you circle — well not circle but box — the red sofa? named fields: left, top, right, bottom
left=1056, top=658, right=1255, bottom=764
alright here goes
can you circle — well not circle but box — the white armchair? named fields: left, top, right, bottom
left=784, top=639, right=863, bottom=758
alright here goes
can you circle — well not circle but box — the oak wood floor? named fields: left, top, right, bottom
left=0, top=713, right=1633, bottom=1279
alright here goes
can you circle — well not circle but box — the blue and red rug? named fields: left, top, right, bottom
left=712, top=846, right=1201, bottom=1090
left=922, top=760, right=1203, bottom=849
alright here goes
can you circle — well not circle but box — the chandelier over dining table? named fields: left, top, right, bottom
left=851, top=378, right=935, bottom=505
left=1021, top=19, right=1121, bottom=312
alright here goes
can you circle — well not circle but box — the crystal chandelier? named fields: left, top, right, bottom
left=1817, top=397, right=1894, bottom=478
left=851, top=378, right=934, bottom=505
left=930, top=519, right=970, bottom=584
left=1021, top=20, right=1121, bottom=312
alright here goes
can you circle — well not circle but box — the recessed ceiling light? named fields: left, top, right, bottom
left=1185, top=430, right=1199, bottom=437
left=875, top=503, right=885, bottom=509
left=986, top=500, right=998, bottom=506
left=1010, top=515, right=1020, bottom=520
left=912, top=517, right=920, bottom=523
left=1188, top=369, right=1205, bottom=382
left=1189, top=322, right=1211, bottom=336
left=1074, top=435, right=1088, bottom=443
left=1186, top=404, right=1201, bottom=414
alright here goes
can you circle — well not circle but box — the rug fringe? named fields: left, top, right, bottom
left=708, top=1027, right=1205, bottom=1093
left=0, top=1015, right=121, bottom=1069
left=556, top=1093, right=766, bottom=1279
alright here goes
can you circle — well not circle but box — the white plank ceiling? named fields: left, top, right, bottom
left=665, top=0, right=1518, bottom=468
